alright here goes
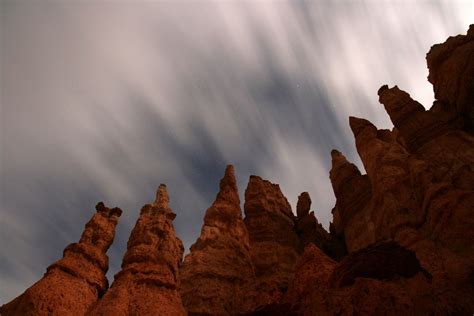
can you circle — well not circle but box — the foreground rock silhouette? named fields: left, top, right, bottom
left=2, top=25, right=473, bottom=315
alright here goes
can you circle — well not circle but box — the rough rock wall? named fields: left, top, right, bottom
left=87, top=185, right=186, bottom=316
left=243, top=175, right=302, bottom=309
left=284, top=241, right=436, bottom=315
left=427, top=25, right=474, bottom=133
left=2, top=25, right=473, bottom=316
left=0, top=203, right=122, bottom=316
left=179, top=166, right=256, bottom=315
left=282, top=24, right=474, bottom=315
left=295, top=192, right=346, bottom=260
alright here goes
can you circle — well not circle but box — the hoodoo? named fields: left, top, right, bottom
left=0, top=203, right=122, bottom=316
left=179, top=165, right=256, bottom=315
left=87, top=185, right=186, bottom=316
left=2, top=25, right=473, bottom=316
left=243, top=175, right=302, bottom=309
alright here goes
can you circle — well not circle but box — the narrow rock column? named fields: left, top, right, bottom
left=244, top=175, right=301, bottom=308
left=294, top=192, right=346, bottom=260
left=295, top=193, right=327, bottom=249
left=378, top=85, right=455, bottom=151
left=88, top=185, right=186, bottom=316
left=180, top=165, right=256, bottom=315
left=329, top=150, right=371, bottom=237
left=348, top=117, right=432, bottom=245
left=0, top=203, right=122, bottom=316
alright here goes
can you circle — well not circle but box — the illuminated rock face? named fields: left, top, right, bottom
left=87, top=184, right=186, bottom=316
left=2, top=25, right=474, bottom=316
left=179, top=166, right=256, bottom=315
left=0, top=203, right=122, bottom=316
left=243, top=175, right=302, bottom=309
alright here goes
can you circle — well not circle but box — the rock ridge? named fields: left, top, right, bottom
left=2, top=25, right=474, bottom=315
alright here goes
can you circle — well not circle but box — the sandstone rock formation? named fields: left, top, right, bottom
left=87, top=184, right=186, bottom=316
left=329, top=149, right=372, bottom=252
left=295, top=192, right=346, bottom=260
left=243, top=175, right=301, bottom=309
left=427, top=24, right=474, bottom=133
left=180, top=165, right=256, bottom=315
left=284, top=241, right=436, bottom=315
left=281, top=24, right=474, bottom=314
left=295, top=192, right=320, bottom=247
left=0, top=203, right=122, bottom=316
left=3, top=25, right=474, bottom=316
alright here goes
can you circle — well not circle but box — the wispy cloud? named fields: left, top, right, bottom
left=1, top=0, right=472, bottom=303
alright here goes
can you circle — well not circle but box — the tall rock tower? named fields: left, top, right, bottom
left=180, top=165, right=256, bottom=315
left=87, top=185, right=186, bottom=316
left=244, top=175, right=302, bottom=309
left=0, top=203, right=122, bottom=316
left=281, top=25, right=474, bottom=315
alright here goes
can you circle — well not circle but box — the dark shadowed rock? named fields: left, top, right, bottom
left=294, top=191, right=346, bottom=261
left=329, top=241, right=431, bottom=288
left=427, top=24, right=474, bottom=133
left=296, top=192, right=311, bottom=218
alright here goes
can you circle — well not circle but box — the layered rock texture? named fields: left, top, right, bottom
left=2, top=25, right=473, bottom=315
left=180, top=166, right=256, bottom=315
left=88, top=185, right=185, bottom=316
left=244, top=175, right=302, bottom=310
left=280, top=25, right=474, bottom=315
left=0, top=203, right=122, bottom=316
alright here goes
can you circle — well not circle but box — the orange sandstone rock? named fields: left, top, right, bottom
left=285, top=241, right=437, bottom=315
left=3, top=24, right=474, bottom=316
left=0, top=203, right=122, bottom=316
left=244, top=175, right=302, bottom=308
left=295, top=192, right=346, bottom=260
left=180, top=165, right=256, bottom=315
left=87, top=185, right=186, bottom=316
left=427, top=24, right=474, bottom=133
left=310, top=25, right=474, bottom=314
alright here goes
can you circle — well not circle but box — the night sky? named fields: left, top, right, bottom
left=1, top=1, right=472, bottom=303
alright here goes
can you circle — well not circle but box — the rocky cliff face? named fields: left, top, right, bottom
left=243, top=175, right=302, bottom=310
left=0, top=203, right=122, bottom=316
left=87, top=185, right=185, bottom=316
left=281, top=25, right=474, bottom=315
left=179, top=166, right=256, bottom=315
left=2, top=25, right=473, bottom=315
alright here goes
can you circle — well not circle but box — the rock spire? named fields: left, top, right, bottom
left=180, top=165, right=256, bottom=315
left=244, top=175, right=301, bottom=309
left=87, top=185, right=186, bottom=316
left=0, top=203, right=122, bottom=316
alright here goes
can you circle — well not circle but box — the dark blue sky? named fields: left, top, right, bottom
left=1, top=0, right=472, bottom=303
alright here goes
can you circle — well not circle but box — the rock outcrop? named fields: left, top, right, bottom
left=284, top=240, right=436, bottom=315
left=329, top=149, right=372, bottom=250
left=295, top=192, right=346, bottom=260
left=427, top=24, right=474, bottom=133
left=243, top=175, right=301, bottom=309
left=282, top=25, right=474, bottom=314
left=3, top=25, right=474, bottom=316
left=0, top=203, right=122, bottom=316
left=179, top=165, right=256, bottom=315
left=87, top=185, right=186, bottom=316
